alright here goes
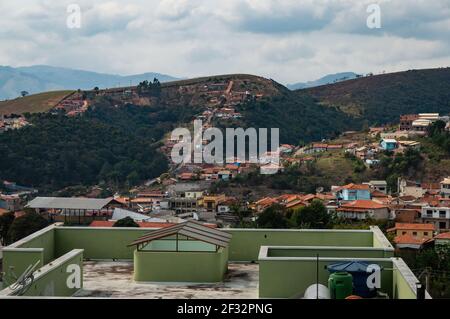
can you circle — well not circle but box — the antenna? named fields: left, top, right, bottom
left=6, top=260, right=41, bottom=296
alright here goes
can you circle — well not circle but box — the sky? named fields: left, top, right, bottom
left=0, top=0, right=449, bottom=84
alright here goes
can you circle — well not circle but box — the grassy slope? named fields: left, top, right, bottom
left=0, top=90, right=74, bottom=115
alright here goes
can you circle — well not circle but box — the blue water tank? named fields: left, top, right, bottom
left=327, top=261, right=382, bottom=298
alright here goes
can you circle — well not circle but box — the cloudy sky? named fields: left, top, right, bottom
left=0, top=0, right=449, bottom=84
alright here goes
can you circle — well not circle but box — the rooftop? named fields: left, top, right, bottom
left=26, top=197, right=117, bottom=210
left=388, top=223, right=435, bottom=231
left=74, top=261, right=258, bottom=299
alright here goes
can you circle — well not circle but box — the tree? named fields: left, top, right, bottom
left=21, top=91, right=29, bottom=97
left=0, top=211, right=15, bottom=245
left=113, top=217, right=139, bottom=227
left=230, top=203, right=251, bottom=226
left=7, top=212, right=48, bottom=244
left=256, top=204, right=287, bottom=229
left=290, top=200, right=330, bottom=229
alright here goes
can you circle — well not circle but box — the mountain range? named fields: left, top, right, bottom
left=0, top=65, right=179, bottom=100
left=287, top=72, right=360, bottom=90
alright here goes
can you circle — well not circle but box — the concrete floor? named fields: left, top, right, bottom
left=74, top=261, right=259, bottom=299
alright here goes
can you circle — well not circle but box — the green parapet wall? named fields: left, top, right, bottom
left=258, top=254, right=394, bottom=299
left=2, top=224, right=56, bottom=284
left=1, top=249, right=44, bottom=286
left=266, top=246, right=393, bottom=258
left=55, top=227, right=149, bottom=259
left=225, top=228, right=376, bottom=262
left=134, top=246, right=228, bottom=283
left=0, top=249, right=84, bottom=297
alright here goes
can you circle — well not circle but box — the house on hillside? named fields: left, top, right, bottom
left=380, top=139, right=398, bottom=151
left=334, top=183, right=371, bottom=201
left=440, top=177, right=450, bottom=199
left=387, top=223, right=435, bottom=249
left=335, top=200, right=390, bottom=220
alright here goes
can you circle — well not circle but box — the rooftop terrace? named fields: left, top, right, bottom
left=75, top=261, right=258, bottom=299
left=0, top=224, right=430, bottom=299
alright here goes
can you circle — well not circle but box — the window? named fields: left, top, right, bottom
left=402, top=231, right=407, bottom=235
left=439, top=222, right=446, bottom=230
left=424, top=232, right=428, bottom=236
left=413, top=232, right=417, bottom=236
left=439, top=211, right=446, bottom=218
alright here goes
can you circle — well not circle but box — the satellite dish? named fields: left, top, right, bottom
left=316, top=187, right=324, bottom=194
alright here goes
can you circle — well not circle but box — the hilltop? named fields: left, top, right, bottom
left=300, top=67, right=450, bottom=124
left=0, top=90, right=74, bottom=116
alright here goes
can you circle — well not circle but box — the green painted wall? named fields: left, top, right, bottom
left=267, top=247, right=391, bottom=258
left=134, top=246, right=228, bottom=283
left=18, top=227, right=55, bottom=264
left=2, top=249, right=44, bottom=286
left=55, top=227, right=149, bottom=259
left=22, top=250, right=84, bottom=297
left=225, top=229, right=374, bottom=262
left=2, top=225, right=56, bottom=284
left=259, top=258, right=393, bottom=298
left=392, top=259, right=419, bottom=299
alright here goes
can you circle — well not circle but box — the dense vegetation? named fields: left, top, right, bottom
left=427, top=120, right=450, bottom=154
left=0, top=211, right=48, bottom=245
left=113, top=217, right=139, bottom=227
left=237, top=91, right=361, bottom=145
left=0, top=98, right=198, bottom=193
left=303, top=68, right=450, bottom=125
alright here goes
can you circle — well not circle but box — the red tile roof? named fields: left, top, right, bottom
left=341, top=183, right=370, bottom=190
left=389, top=223, right=435, bottom=231
left=434, top=232, right=450, bottom=240
left=339, top=200, right=387, bottom=210
left=394, top=234, right=431, bottom=245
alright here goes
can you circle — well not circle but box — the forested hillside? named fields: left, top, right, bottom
left=0, top=98, right=199, bottom=193
left=301, top=68, right=450, bottom=124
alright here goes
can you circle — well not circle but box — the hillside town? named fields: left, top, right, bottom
left=2, top=111, right=450, bottom=252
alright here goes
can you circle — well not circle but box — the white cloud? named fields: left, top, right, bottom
left=0, top=0, right=449, bottom=83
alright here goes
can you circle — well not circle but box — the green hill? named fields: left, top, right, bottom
left=300, top=67, right=450, bottom=124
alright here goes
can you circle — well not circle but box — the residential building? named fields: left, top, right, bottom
left=203, top=194, right=226, bottom=212
left=399, top=114, right=419, bottom=131
left=368, top=180, right=388, bottom=194
left=184, top=191, right=204, bottom=199
left=168, top=197, right=199, bottom=214
left=335, top=200, right=389, bottom=220
left=387, top=223, right=435, bottom=249
left=440, top=177, right=450, bottom=198
left=335, top=183, right=371, bottom=201
left=380, top=138, right=398, bottom=151
left=419, top=205, right=450, bottom=232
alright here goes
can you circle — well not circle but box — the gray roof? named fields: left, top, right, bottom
left=112, top=208, right=152, bottom=222
left=26, top=197, right=115, bottom=210
left=129, top=221, right=232, bottom=248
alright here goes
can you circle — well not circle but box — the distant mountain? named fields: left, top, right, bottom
left=0, top=65, right=179, bottom=100
left=287, top=72, right=360, bottom=90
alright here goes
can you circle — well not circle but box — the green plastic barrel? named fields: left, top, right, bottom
left=328, top=272, right=353, bottom=299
